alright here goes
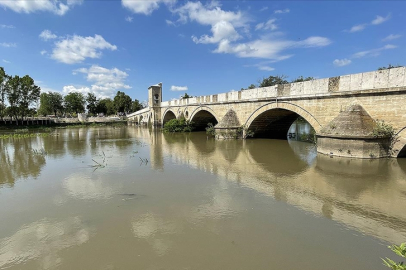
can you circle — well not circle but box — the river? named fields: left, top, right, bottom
left=0, top=126, right=405, bottom=269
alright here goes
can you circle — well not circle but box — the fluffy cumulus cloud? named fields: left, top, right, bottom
left=170, top=85, right=188, bottom=91
left=121, top=0, right=175, bottom=15
left=333, top=58, right=351, bottom=67
left=65, top=65, right=131, bottom=98
left=39, top=29, right=57, bottom=41
left=51, top=35, right=117, bottom=64
left=170, top=1, right=330, bottom=68
left=0, top=0, right=83, bottom=15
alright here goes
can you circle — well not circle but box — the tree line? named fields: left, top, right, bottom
left=0, top=67, right=144, bottom=121
left=242, top=75, right=315, bottom=90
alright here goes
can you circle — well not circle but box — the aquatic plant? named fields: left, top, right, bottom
left=382, top=243, right=406, bottom=270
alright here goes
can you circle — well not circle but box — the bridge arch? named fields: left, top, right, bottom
left=393, top=127, right=406, bottom=158
left=245, top=102, right=321, bottom=139
left=162, top=109, right=177, bottom=125
left=189, top=106, right=219, bottom=131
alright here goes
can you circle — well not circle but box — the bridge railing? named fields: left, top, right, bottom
left=158, top=67, right=405, bottom=107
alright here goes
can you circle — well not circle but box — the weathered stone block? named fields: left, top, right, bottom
left=374, top=69, right=389, bottom=89
left=303, top=81, right=313, bottom=95
left=317, top=78, right=329, bottom=94
left=328, top=77, right=340, bottom=92
left=290, top=82, right=304, bottom=96
left=361, top=71, right=374, bottom=90
left=339, top=75, right=351, bottom=91
left=350, top=73, right=363, bottom=90
left=388, top=67, right=406, bottom=87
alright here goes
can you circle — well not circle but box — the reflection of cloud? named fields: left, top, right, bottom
left=132, top=213, right=177, bottom=256
left=0, top=217, right=90, bottom=269
left=63, top=173, right=115, bottom=200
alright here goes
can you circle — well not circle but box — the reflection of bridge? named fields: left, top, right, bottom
left=128, top=68, right=406, bottom=157
left=132, top=128, right=406, bottom=245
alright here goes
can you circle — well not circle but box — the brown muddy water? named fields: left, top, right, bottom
left=0, top=126, right=406, bottom=270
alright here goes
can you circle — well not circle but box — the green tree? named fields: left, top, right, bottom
left=5, top=75, right=41, bottom=122
left=181, top=93, right=193, bottom=99
left=113, top=91, right=132, bottom=114
left=64, top=92, right=85, bottom=115
left=86, top=92, right=98, bottom=115
left=0, top=67, right=10, bottom=120
left=291, top=76, right=314, bottom=83
left=38, top=92, right=64, bottom=117
left=378, top=64, right=403, bottom=70
left=97, top=98, right=114, bottom=116
left=131, top=99, right=144, bottom=112
left=259, top=75, right=288, bottom=87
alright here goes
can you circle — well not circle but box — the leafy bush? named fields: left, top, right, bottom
left=382, top=243, right=406, bottom=270
left=163, top=118, right=194, bottom=133
left=372, top=120, right=395, bottom=138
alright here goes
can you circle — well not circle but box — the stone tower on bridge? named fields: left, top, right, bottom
left=148, top=82, right=162, bottom=126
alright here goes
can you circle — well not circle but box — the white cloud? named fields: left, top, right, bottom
left=0, top=0, right=81, bottom=15
left=192, top=20, right=240, bottom=44
left=40, top=50, right=47, bottom=55
left=259, top=7, right=268, bottom=12
left=171, top=85, right=188, bottom=91
left=382, top=34, right=401, bottom=41
left=125, top=16, right=133, bottom=22
left=68, top=65, right=131, bottom=98
left=371, top=14, right=390, bottom=25
left=258, top=65, right=275, bottom=71
left=348, top=24, right=367, bottom=33
left=39, top=29, right=57, bottom=41
left=0, top=24, right=15, bottom=29
left=51, top=35, right=117, bottom=64
left=0, top=42, right=16, bottom=47
left=255, top=19, right=277, bottom=31
left=274, top=8, right=290, bottom=14
left=166, top=19, right=176, bottom=26
left=2, top=59, right=11, bottom=63
left=214, top=36, right=330, bottom=60
left=352, top=44, right=397, bottom=58
left=333, top=58, right=351, bottom=67
left=172, top=1, right=248, bottom=27
left=122, top=0, right=175, bottom=15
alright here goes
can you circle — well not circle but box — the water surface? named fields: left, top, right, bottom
left=1, top=126, right=405, bottom=269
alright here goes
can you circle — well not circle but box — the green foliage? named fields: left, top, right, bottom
left=163, top=118, right=194, bottom=133
left=97, top=98, right=115, bottom=116
left=131, top=99, right=144, bottom=112
left=206, top=123, right=254, bottom=139
left=378, top=64, right=403, bottom=71
left=64, top=92, right=85, bottom=114
left=291, top=76, right=314, bottom=83
left=382, top=243, right=406, bottom=270
left=38, top=92, right=64, bottom=116
left=5, top=74, right=41, bottom=121
left=181, top=93, right=192, bottom=99
left=113, top=91, right=132, bottom=114
left=206, top=123, right=216, bottom=136
left=259, top=75, right=288, bottom=88
left=372, top=120, right=395, bottom=138
left=86, top=92, right=98, bottom=115
left=0, top=67, right=10, bottom=120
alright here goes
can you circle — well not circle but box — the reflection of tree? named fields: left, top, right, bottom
left=0, top=138, right=46, bottom=188
left=66, top=128, right=88, bottom=157
left=42, top=134, right=66, bottom=158
left=189, top=132, right=216, bottom=156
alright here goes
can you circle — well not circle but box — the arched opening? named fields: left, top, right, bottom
left=190, top=110, right=218, bottom=131
left=163, top=110, right=176, bottom=125
left=247, top=108, right=315, bottom=140
left=398, top=145, right=406, bottom=158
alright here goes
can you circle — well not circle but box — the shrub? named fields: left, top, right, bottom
left=372, top=120, right=395, bottom=138
left=382, top=243, right=406, bottom=270
left=163, top=118, right=194, bottom=133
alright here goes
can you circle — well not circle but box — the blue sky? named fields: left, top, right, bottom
left=1, top=0, right=405, bottom=103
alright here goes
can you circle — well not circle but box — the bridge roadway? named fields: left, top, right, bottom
left=128, top=67, right=406, bottom=157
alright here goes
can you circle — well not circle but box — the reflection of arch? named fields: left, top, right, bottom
left=245, top=102, right=320, bottom=139
left=138, top=115, right=143, bottom=124
left=393, top=127, right=406, bottom=158
left=162, top=109, right=176, bottom=125
left=189, top=106, right=219, bottom=131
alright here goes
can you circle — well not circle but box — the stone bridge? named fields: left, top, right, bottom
left=128, top=67, right=406, bottom=158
